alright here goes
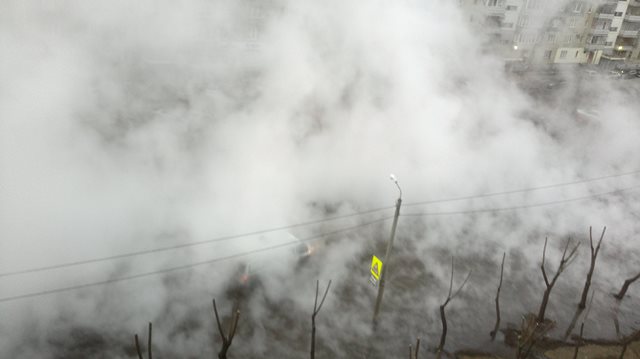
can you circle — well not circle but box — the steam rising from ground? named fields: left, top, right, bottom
left=1, top=0, right=639, bottom=357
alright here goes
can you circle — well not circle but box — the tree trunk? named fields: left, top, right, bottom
left=537, top=289, right=551, bottom=323
left=438, top=304, right=448, bottom=354
left=578, top=259, right=596, bottom=309
left=311, top=314, right=316, bottom=359
left=218, top=344, right=229, bottom=359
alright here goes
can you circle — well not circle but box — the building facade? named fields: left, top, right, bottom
left=459, top=0, right=640, bottom=68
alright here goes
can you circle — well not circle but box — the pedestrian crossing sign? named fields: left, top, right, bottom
left=370, top=255, right=383, bottom=280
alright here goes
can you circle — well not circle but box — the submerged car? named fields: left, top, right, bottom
left=225, top=233, right=316, bottom=299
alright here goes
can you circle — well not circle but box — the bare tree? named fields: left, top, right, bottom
left=213, top=299, right=240, bottom=359
left=565, top=227, right=605, bottom=339
left=516, top=314, right=554, bottom=359
left=613, top=271, right=640, bottom=300
left=436, top=257, right=472, bottom=359
left=573, top=290, right=595, bottom=359
left=578, top=227, right=606, bottom=309
left=537, top=237, right=580, bottom=323
left=409, top=338, right=420, bottom=359
left=133, top=322, right=153, bottom=359
left=310, top=280, right=332, bottom=359
left=572, top=322, right=585, bottom=359
left=619, top=329, right=640, bottom=359
left=490, top=252, right=506, bottom=341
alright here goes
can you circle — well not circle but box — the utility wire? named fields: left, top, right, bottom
left=2, top=183, right=639, bottom=302
left=403, top=169, right=640, bottom=207
left=0, top=206, right=395, bottom=278
left=2, top=170, right=639, bottom=278
left=402, top=185, right=640, bottom=217
left=0, top=216, right=393, bottom=303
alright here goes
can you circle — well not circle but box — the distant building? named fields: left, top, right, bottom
left=459, top=0, right=640, bottom=68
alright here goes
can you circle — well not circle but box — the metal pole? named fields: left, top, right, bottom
left=372, top=180, right=402, bottom=328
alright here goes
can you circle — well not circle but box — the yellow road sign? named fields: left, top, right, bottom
left=370, top=255, right=383, bottom=280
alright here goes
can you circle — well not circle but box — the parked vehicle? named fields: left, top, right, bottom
left=226, top=233, right=317, bottom=300
left=607, top=70, right=622, bottom=79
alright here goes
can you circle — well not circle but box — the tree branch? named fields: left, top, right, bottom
left=614, top=271, right=640, bottom=300
left=133, top=322, right=152, bottom=359
left=213, top=299, right=241, bottom=359
left=311, top=280, right=332, bottom=359
left=147, top=323, right=152, bottom=359
left=409, top=338, right=420, bottom=359
left=437, top=257, right=472, bottom=357
left=490, top=252, right=506, bottom=341
left=134, top=334, right=143, bottom=359
left=541, top=238, right=550, bottom=287
left=213, top=299, right=227, bottom=343
left=578, top=226, right=605, bottom=309
left=537, top=237, right=580, bottom=322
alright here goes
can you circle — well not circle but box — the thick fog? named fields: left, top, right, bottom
left=1, top=0, right=639, bottom=358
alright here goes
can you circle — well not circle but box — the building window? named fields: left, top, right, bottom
left=610, top=27, right=618, bottom=31
left=566, top=35, right=573, bottom=43
left=605, top=41, right=613, bottom=46
left=506, top=5, right=518, bottom=10
left=560, top=50, right=568, bottom=58
left=568, top=17, right=576, bottom=28
left=518, top=16, right=529, bottom=27
left=548, top=33, right=556, bottom=43
left=575, top=50, right=579, bottom=57
left=544, top=50, right=552, bottom=58
left=614, top=12, right=623, bottom=16
left=573, top=1, right=584, bottom=13
left=527, top=0, right=540, bottom=10
left=486, top=0, right=497, bottom=6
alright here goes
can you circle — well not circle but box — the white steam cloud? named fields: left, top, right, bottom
left=1, top=0, right=639, bottom=357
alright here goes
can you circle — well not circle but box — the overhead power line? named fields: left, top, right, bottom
left=403, top=169, right=640, bottom=207
left=2, top=182, right=639, bottom=303
left=401, top=185, right=640, bottom=217
left=0, top=206, right=395, bottom=278
left=1, top=170, right=639, bottom=279
left=0, top=216, right=393, bottom=303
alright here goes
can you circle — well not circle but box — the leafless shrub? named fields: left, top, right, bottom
left=537, top=237, right=580, bottom=323
left=409, top=338, right=420, bottom=359
left=516, top=314, right=554, bottom=359
left=436, top=257, right=472, bottom=359
left=133, top=322, right=153, bottom=359
left=490, top=252, right=506, bottom=341
left=310, top=280, right=332, bottom=359
left=212, top=299, right=240, bottom=359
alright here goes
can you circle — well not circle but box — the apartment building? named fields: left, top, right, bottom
left=459, top=0, right=640, bottom=68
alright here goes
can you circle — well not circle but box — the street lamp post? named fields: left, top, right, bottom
left=372, top=174, right=403, bottom=328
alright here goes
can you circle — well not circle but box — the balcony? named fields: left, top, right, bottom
left=626, top=13, right=640, bottom=22
left=485, top=7, right=506, bottom=16
left=614, top=38, right=637, bottom=51
left=585, top=43, right=606, bottom=50
left=620, top=29, right=640, bottom=37
left=614, top=44, right=634, bottom=51
left=597, top=12, right=615, bottom=20
left=627, top=6, right=640, bottom=20
left=597, top=4, right=616, bottom=19
left=590, top=28, right=610, bottom=35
